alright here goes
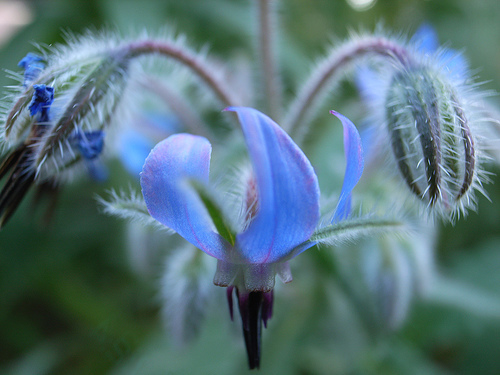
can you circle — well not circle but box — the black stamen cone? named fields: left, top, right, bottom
left=237, top=290, right=263, bottom=369
left=229, top=288, right=274, bottom=370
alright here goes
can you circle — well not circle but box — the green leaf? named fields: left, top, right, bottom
left=189, top=180, right=236, bottom=246
left=310, top=217, right=406, bottom=244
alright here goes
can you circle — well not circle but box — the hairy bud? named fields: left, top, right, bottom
left=385, top=67, right=476, bottom=216
left=2, top=41, right=131, bottom=183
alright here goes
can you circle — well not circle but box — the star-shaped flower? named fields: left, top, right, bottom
left=140, top=106, right=363, bottom=368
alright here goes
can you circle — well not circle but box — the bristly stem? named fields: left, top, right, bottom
left=284, top=36, right=412, bottom=144
left=258, top=0, right=281, bottom=121
left=125, top=40, right=238, bottom=109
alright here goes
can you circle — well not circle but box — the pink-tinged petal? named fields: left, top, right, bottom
left=225, top=107, right=320, bottom=263
left=140, top=133, right=228, bottom=260
left=330, top=111, right=364, bottom=222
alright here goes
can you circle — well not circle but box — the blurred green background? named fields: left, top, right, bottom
left=1, top=0, right=500, bottom=374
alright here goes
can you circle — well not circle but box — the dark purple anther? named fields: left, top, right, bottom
left=261, top=290, right=273, bottom=328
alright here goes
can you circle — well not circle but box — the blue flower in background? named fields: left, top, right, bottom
left=119, top=130, right=155, bottom=177
left=29, top=84, right=54, bottom=121
left=410, top=23, right=468, bottom=81
left=18, top=53, right=45, bottom=87
left=118, top=113, right=181, bottom=178
left=70, top=130, right=108, bottom=182
left=140, top=106, right=364, bottom=368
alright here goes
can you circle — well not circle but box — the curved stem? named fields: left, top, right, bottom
left=125, top=39, right=238, bottom=108
left=284, top=36, right=412, bottom=144
left=257, top=0, right=281, bottom=120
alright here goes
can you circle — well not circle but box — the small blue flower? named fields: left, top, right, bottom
left=70, top=130, right=108, bottom=182
left=29, top=85, right=54, bottom=121
left=118, top=113, right=181, bottom=177
left=140, top=106, right=364, bottom=368
left=119, top=130, right=154, bottom=177
left=71, top=130, right=105, bottom=160
left=18, top=53, right=45, bottom=86
left=410, top=23, right=468, bottom=81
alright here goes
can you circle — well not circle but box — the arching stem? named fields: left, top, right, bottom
left=285, top=36, right=412, bottom=144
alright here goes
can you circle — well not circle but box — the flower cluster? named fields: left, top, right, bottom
left=0, top=4, right=495, bottom=371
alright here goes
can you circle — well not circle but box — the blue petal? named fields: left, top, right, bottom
left=71, top=130, right=105, bottom=160
left=411, top=23, right=439, bottom=55
left=141, top=134, right=229, bottom=260
left=18, top=53, right=45, bottom=86
left=119, top=129, right=154, bottom=177
left=29, top=85, right=54, bottom=121
left=439, top=49, right=468, bottom=81
left=355, top=66, right=384, bottom=106
left=330, top=111, right=364, bottom=222
left=18, top=53, right=44, bottom=69
left=412, top=24, right=468, bottom=81
left=225, top=107, right=320, bottom=263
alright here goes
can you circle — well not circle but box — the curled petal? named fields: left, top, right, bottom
left=330, top=111, right=364, bottom=222
left=141, top=133, right=228, bottom=260
left=225, top=107, right=320, bottom=263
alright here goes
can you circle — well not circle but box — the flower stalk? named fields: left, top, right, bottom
left=285, top=36, right=411, bottom=143
left=124, top=40, right=238, bottom=108
left=257, top=0, right=281, bottom=120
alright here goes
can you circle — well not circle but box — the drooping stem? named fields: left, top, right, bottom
left=125, top=40, right=238, bottom=108
left=284, top=36, right=412, bottom=144
left=257, top=0, right=281, bottom=120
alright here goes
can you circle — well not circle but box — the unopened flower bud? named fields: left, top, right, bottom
left=385, top=66, right=476, bottom=216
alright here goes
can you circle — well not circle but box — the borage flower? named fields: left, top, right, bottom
left=140, top=106, right=364, bottom=369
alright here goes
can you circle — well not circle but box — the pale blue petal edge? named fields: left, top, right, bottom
left=119, top=129, right=154, bottom=177
left=412, top=23, right=468, bottom=81
left=140, top=133, right=228, bottom=260
left=225, top=107, right=320, bottom=264
left=412, top=23, right=439, bottom=55
left=330, top=111, right=364, bottom=222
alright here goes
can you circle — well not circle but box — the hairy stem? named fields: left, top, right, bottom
left=257, top=0, right=281, bottom=120
left=125, top=40, right=238, bottom=108
left=284, top=36, right=411, bottom=144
